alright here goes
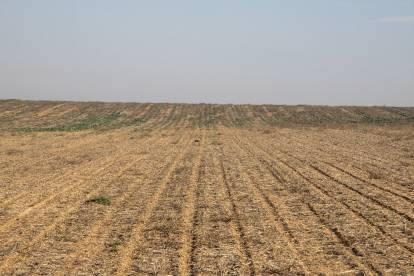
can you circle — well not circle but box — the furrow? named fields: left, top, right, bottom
left=309, top=140, right=414, bottom=184
left=278, top=130, right=414, bottom=182
left=219, top=136, right=310, bottom=275
left=0, top=135, right=175, bottom=274
left=310, top=165, right=414, bottom=223
left=218, top=154, right=256, bottom=276
left=0, top=132, right=168, bottom=233
left=305, top=203, right=384, bottom=276
left=124, top=134, right=200, bottom=275
left=286, top=128, right=399, bottom=167
left=276, top=157, right=414, bottom=255
left=277, top=144, right=414, bottom=199
left=0, top=129, right=124, bottom=177
left=268, top=128, right=412, bottom=183
left=230, top=130, right=376, bottom=275
left=233, top=130, right=414, bottom=273
left=190, top=140, right=250, bottom=275
left=187, top=152, right=206, bottom=275
left=114, top=130, right=197, bottom=276
left=323, top=161, right=414, bottom=204
left=349, top=162, right=414, bottom=195
left=277, top=146, right=414, bottom=222
left=177, top=129, right=206, bottom=276
left=0, top=154, right=110, bottom=210
left=42, top=132, right=191, bottom=275
left=0, top=128, right=162, bottom=206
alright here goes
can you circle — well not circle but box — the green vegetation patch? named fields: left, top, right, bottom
left=85, top=196, right=111, bottom=205
left=22, top=111, right=123, bottom=132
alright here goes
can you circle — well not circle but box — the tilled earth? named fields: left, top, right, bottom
left=1, top=124, right=414, bottom=275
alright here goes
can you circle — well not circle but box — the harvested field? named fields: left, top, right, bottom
left=1, top=100, right=414, bottom=275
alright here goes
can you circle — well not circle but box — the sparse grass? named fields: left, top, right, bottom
left=60, top=235, right=72, bottom=242
left=108, top=240, right=123, bottom=252
left=85, top=196, right=111, bottom=205
left=243, top=215, right=258, bottom=221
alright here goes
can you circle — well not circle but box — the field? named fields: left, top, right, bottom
left=1, top=100, right=414, bottom=275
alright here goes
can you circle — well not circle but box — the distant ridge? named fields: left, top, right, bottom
left=1, top=99, right=413, bottom=132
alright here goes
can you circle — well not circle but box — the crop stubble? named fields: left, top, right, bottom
left=1, top=104, right=414, bottom=275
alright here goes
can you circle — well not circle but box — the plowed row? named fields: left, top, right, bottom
left=1, top=123, right=414, bottom=275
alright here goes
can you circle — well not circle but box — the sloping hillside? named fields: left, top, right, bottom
left=1, top=100, right=413, bottom=132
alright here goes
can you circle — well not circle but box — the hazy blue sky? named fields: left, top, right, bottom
left=1, top=1, right=413, bottom=105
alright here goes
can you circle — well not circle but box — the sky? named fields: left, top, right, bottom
left=0, top=1, right=413, bottom=106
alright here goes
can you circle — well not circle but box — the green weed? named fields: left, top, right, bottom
left=85, top=196, right=111, bottom=205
